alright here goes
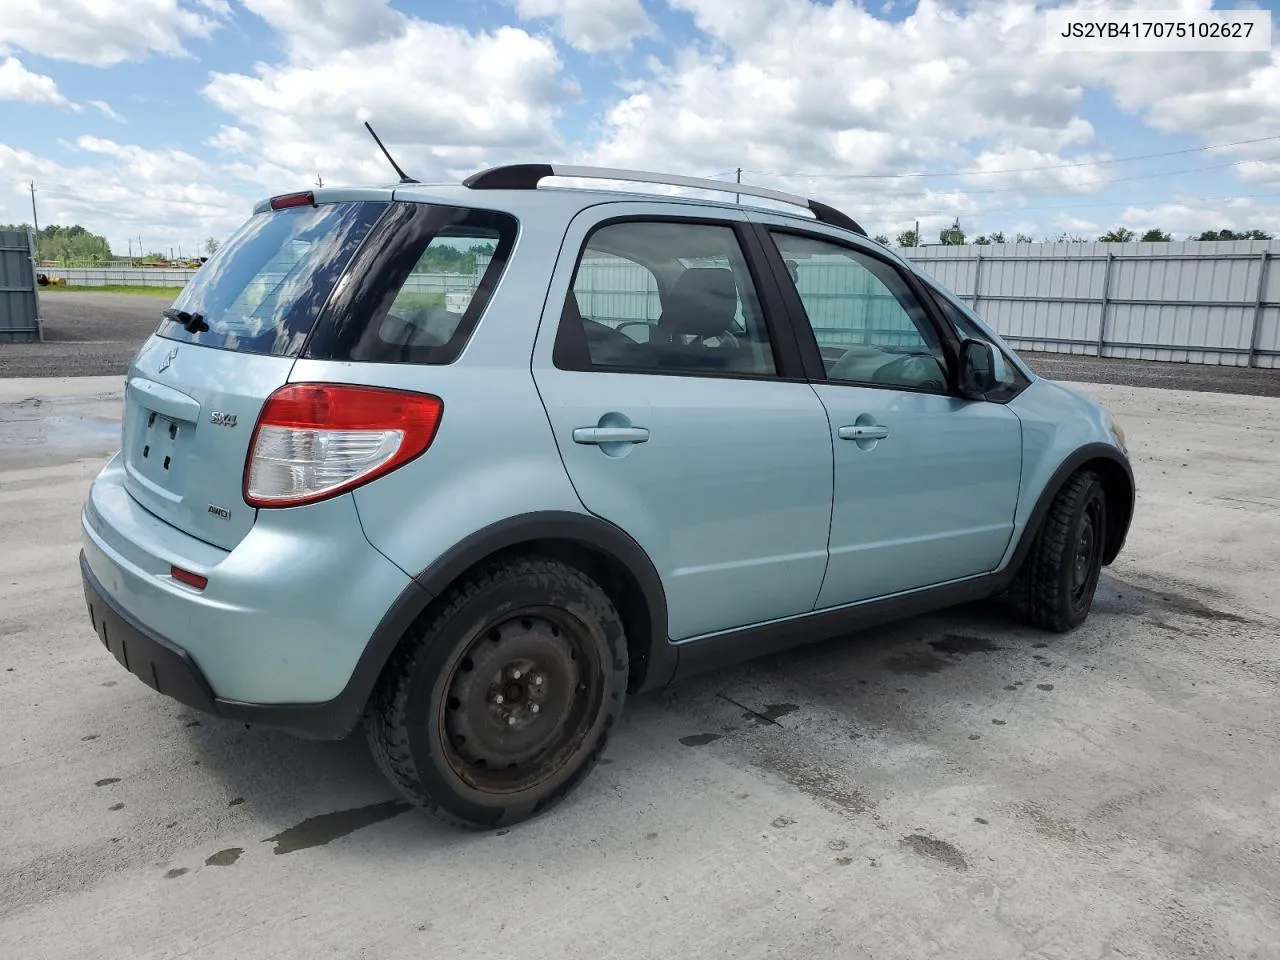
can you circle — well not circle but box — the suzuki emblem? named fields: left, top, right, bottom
left=158, top=347, right=178, bottom=373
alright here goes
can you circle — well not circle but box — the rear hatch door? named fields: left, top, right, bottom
left=120, top=195, right=387, bottom=551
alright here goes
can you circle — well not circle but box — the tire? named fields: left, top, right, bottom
left=1010, top=470, right=1107, bottom=633
left=365, top=556, right=628, bottom=829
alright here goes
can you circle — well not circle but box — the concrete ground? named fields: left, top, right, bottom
left=1, top=374, right=1278, bottom=960
left=2, top=290, right=1280, bottom=397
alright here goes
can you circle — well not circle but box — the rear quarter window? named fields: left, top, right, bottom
left=301, top=203, right=519, bottom=365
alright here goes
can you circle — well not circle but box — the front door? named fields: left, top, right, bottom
left=531, top=208, right=835, bottom=640
left=760, top=224, right=1023, bottom=607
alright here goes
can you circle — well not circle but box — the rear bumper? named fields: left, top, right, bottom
left=83, top=550, right=218, bottom=715
left=81, top=551, right=374, bottom=739
left=79, top=452, right=434, bottom=739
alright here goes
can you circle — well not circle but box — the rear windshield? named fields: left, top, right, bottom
left=158, top=199, right=519, bottom=365
left=158, top=200, right=386, bottom=357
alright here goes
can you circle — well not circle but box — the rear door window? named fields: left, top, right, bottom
left=158, top=200, right=386, bottom=357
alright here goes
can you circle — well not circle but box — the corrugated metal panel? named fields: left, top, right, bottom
left=903, top=240, right=1280, bottom=367
left=0, top=229, right=40, bottom=342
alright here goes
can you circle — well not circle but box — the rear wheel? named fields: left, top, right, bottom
left=366, top=557, right=627, bottom=829
left=1011, top=470, right=1107, bottom=632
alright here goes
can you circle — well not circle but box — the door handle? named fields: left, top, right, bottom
left=838, top=424, right=890, bottom=442
left=573, top=426, right=650, bottom=445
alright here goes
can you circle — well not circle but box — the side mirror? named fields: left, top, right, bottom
left=958, top=338, right=1007, bottom=399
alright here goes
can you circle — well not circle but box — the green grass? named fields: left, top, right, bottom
left=45, top=284, right=185, bottom=297
left=392, top=291, right=447, bottom=311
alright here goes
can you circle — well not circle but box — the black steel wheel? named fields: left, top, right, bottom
left=1011, top=469, right=1108, bottom=632
left=366, top=557, right=628, bottom=828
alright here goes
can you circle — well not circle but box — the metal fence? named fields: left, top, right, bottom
left=0, top=229, right=41, bottom=342
left=49, top=267, right=199, bottom=287
left=903, top=239, right=1280, bottom=369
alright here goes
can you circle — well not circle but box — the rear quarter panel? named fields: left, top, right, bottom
left=288, top=203, right=590, bottom=580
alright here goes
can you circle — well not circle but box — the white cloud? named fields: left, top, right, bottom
left=583, top=0, right=1280, bottom=238
left=236, top=0, right=402, bottom=59
left=511, top=0, right=655, bottom=52
left=1, top=138, right=248, bottom=256
left=202, top=17, right=579, bottom=192
left=0, top=0, right=226, bottom=66
left=90, top=100, right=126, bottom=122
left=0, top=56, right=78, bottom=110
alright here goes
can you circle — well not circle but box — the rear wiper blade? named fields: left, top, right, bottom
left=162, top=307, right=208, bottom=333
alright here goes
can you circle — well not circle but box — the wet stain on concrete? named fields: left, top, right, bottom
left=930, top=633, right=1001, bottom=656
left=1095, top=576, right=1252, bottom=624
left=901, top=833, right=968, bottom=871
left=760, top=703, right=799, bottom=722
left=101, top=681, right=117, bottom=687
left=828, top=839, right=848, bottom=851
left=228, top=797, right=245, bottom=807
left=164, top=868, right=188, bottom=880
left=108, top=802, right=124, bottom=811
left=81, top=734, right=99, bottom=741
left=756, top=754, right=872, bottom=816
left=0, top=621, right=29, bottom=637
left=771, top=816, right=796, bottom=828
left=205, top=847, right=243, bottom=867
left=1015, top=802, right=1082, bottom=843
left=679, top=733, right=721, bottom=747
left=94, top=777, right=120, bottom=787
left=883, top=650, right=949, bottom=676
left=1032, top=642, right=1049, bottom=649
left=1037, top=683, right=1055, bottom=691
left=646, top=832, right=659, bottom=841
left=991, top=719, right=1007, bottom=725
left=974, top=817, right=989, bottom=825
left=263, top=800, right=412, bottom=855
left=968, top=734, right=982, bottom=741
left=834, top=857, right=853, bottom=866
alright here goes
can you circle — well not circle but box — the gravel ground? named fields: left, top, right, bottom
left=3, top=291, right=1279, bottom=397
left=2, top=376, right=1278, bottom=960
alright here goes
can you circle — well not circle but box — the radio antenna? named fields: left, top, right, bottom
left=363, top=121, right=418, bottom=183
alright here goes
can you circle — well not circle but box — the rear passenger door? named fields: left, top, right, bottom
left=531, top=205, right=835, bottom=641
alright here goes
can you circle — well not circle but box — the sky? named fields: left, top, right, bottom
left=1, top=0, right=1279, bottom=256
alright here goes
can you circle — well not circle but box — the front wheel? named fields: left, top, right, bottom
left=366, top=557, right=628, bottom=828
left=1011, top=470, right=1108, bottom=632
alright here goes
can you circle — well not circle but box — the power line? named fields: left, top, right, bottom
left=745, top=132, right=1280, bottom=180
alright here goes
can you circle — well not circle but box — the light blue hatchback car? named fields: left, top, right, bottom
left=80, top=165, right=1133, bottom=828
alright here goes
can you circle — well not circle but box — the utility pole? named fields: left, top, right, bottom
left=28, top=181, right=40, bottom=263
left=735, top=168, right=742, bottom=205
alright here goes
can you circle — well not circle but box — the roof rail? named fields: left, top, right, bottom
left=461, top=163, right=867, bottom=237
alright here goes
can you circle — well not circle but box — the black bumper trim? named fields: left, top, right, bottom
left=80, top=551, right=374, bottom=740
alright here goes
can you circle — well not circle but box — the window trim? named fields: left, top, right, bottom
left=916, top=279, right=1032, bottom=404
left=750, top=222, right=971, bottom=397
left=551, top=214, right=810, bottom=383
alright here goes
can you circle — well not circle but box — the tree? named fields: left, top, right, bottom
left=896, top=228, right=919, bottom=247
left=0, top=223, right=112, bottom=262
left=939, top=218, right=965, bottom=245
left=1015, top=233, right=1034, bottom=244
left=872, top=234, right=890, bottom=245
left=973, top=231, right=1007, bottom=245
left=205, top=237, right=221, bottom=254
left=1098, top=227, right=1135, bottom=243
left=1140, top=228, right=1172, bottom=242
left=1198, top=228, right=1272, bottom=241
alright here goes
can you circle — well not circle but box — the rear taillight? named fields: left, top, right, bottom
left=244, top=383, right=443, bottom=508
left=269, top=190, right=316, bottom=210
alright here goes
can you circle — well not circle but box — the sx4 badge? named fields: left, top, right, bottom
left=209, top=412, right=238, bottom=427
